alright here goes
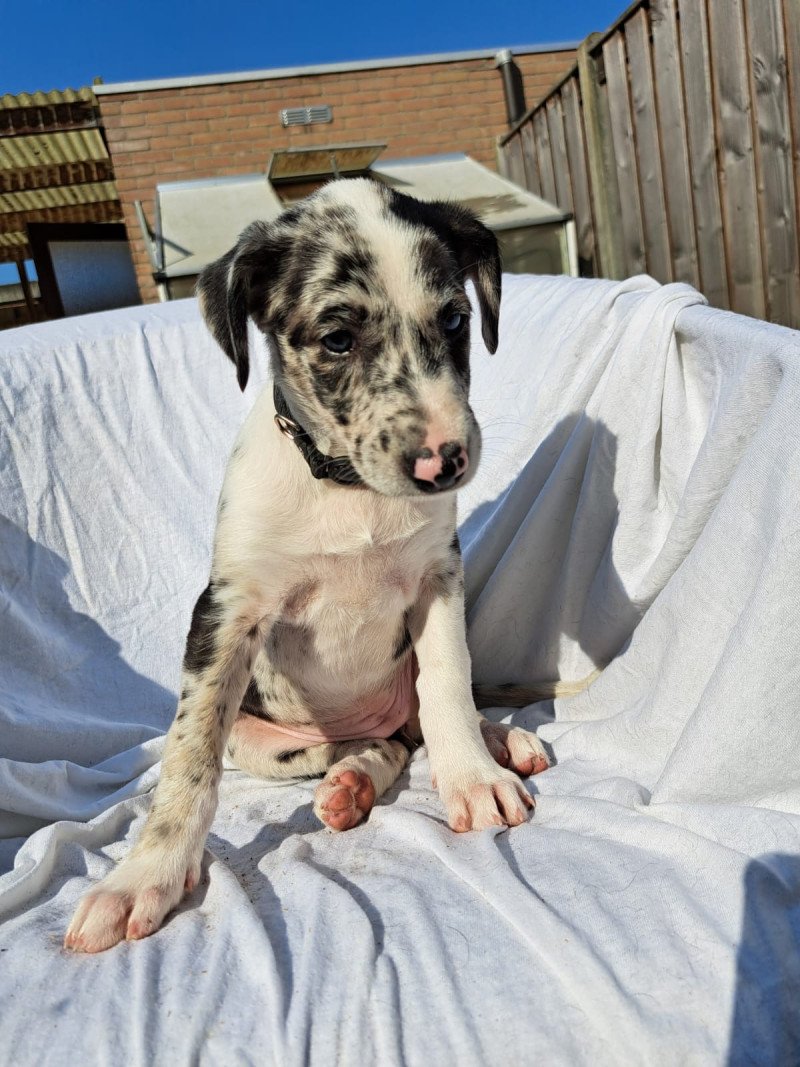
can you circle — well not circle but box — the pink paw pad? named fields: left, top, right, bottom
left=317, top=769, right=375, bottom=831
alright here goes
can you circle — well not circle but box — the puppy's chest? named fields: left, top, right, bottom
left=288, top=541, right=425, bottom=629
left=281, top=501, right=444, bottom=627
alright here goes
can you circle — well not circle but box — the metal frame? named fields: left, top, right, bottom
left=267, top=142, right=387, bottom=184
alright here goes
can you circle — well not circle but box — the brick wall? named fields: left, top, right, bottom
left=98, top=49, right=575, bottom=302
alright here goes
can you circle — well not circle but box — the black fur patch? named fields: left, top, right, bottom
left=393, top=611, right=413, bottom=660
left=240, top=678, right=275, bottom=722
left=276, top=749, right=307, bottom=764
left=183, top=583, right=218, bottom=675
left=196, top=220, right=287, bottom=391
left=149, top=818, right=173, bottom=840
left=415, top=234, right=455, bottom=290
left=385, top=188, right=501, bottom=353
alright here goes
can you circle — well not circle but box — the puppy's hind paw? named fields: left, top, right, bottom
left=314, top=769, right=375, bottom=831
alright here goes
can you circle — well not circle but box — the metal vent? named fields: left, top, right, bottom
left=280, top=105, right=333, bottom=128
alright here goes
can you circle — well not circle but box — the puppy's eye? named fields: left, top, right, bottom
left=322, top=329, right=354, bottom=354
left=443, top=311, right=465, bottom=334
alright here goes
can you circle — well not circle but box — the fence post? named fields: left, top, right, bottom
left=577, top=33, right=625, bottom=279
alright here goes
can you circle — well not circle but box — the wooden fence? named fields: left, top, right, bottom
left=498, top=0, right=800, bottom=329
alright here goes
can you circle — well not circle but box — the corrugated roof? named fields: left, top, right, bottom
left=0, top=128, right=109, bottom=170
left=0, top=232, right=28, bottom=252
left=0, top=88, right=96, bottom=109
left=0, top=87, right=123, bottom=263
left=0, top=180, right=117, bottom=214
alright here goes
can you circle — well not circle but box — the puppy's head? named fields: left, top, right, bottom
left=197, top=178, right=501, bottom=497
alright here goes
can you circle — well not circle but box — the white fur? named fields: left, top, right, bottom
left=64, top=180, right=547, bottom=954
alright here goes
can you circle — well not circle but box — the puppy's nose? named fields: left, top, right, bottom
left=412, top=440, right=469, bottom=491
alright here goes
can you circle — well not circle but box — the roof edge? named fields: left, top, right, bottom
left=93, top=42, right=580, bottom=96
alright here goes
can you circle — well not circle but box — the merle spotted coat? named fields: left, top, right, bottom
left=65, top=178, right=554, bottom=953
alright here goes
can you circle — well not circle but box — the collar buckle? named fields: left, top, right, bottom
left=274, top=413, right=300, bottom=439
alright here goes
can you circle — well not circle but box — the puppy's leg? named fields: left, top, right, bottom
left=412, top=562, right=535, bottom=833
left=480, top=719, right=550, bottom=777
left=226, top=712, right=338, bottom=779
left=227, top=717, right=408, bottom=828
left=65, top=589, right=266, bottom=953
left=313, top=739, right=409, bottom=831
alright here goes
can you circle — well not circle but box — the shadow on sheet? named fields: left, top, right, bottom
left=729, top=853, right=800, bottom=1066
left=0, top=517, right=173, bottom=853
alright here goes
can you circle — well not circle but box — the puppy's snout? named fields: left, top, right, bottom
left=411, top=439, right=469, bottom=492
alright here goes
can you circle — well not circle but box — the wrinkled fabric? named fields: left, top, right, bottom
left=1, top=275, right=798, bottom=1066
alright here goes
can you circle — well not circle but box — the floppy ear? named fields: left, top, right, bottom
left=432, top=202, right=502, bottom=353
left=196, top=220, right=281, bottom=391
left=389, top=194, right=502, bottom=353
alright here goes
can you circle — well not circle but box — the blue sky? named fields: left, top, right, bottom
left=1, top=0, right=623, bottom=284
left=3, top=0, right=623, bottom=94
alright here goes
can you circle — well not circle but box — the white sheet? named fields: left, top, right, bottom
left=1, top=274, right=798, bottom=1066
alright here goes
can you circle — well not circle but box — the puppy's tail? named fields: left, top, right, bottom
left=472, top=669, right=601, bottom=709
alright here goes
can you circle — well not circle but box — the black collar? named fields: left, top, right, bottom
left=273, top=385, right=364, bottom=487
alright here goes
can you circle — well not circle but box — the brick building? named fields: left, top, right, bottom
left=95, top=45, right=576, bottom=302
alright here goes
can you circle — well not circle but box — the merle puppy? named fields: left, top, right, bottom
left=65, top=178, right=553, bottom=953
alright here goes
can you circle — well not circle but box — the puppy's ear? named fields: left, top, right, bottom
left=433, top=202, right=502, bottom=353
left=389, top=194, right=502, bottom=353
left=196, top=221, right=282, bottom=391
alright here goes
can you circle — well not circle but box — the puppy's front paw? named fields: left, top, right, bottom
left=64, top=855, right=201, bottom=953
left=481, top=721, right=550, bottom=776
left=435, top=761, right=535, bottom=832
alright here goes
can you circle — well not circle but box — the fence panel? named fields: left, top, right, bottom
left=498, top=0, right=800, bottom=328
left=626, top=7, right=672, bottom=281
left=520, top=122, right=542, bottom=198
left=784, top=0, right=800, bottom=266
left=604, top=32, right=647, bottom=275
left=745, top=0, right=800, bottom=324
left=708, top=0, right=765, bottom=318
left=678, top=0, right=730, bottom=308
left=501, top=131, right=527, bottom=191
left=650, top=0, right=699, bottom=288
left=532, top=108, right=558, bottom=205
left=561, top=75, right=595, bottom=269
left=545, top=96, right=574, bottom=215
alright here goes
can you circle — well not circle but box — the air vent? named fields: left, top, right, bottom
left=280, top=105, right=333, bottom=128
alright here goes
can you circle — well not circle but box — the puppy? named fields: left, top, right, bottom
left=65, top=178, right=552, bottom=953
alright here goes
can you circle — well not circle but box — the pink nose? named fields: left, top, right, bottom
left=413, top=441, right=469, bottom=490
